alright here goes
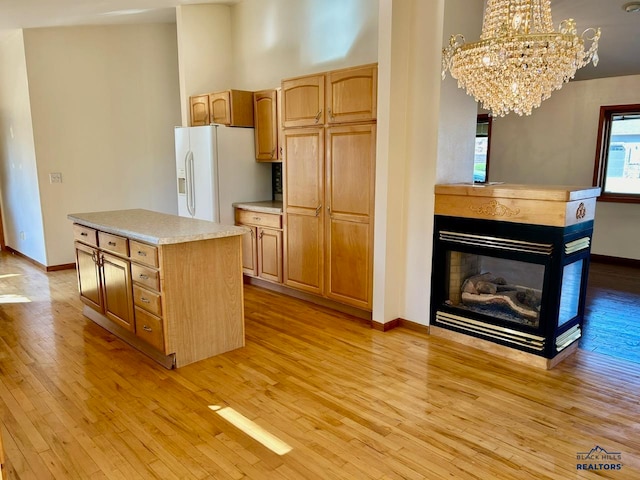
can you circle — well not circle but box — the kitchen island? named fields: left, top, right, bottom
left=68, top=209, right=248, bottom=368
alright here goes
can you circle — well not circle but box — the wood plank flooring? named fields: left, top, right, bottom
left=1, top=250, right=639, bottom=479
left=581, top=262, right=640, bottom=364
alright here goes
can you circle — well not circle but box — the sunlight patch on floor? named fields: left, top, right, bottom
left=0, top=294, right=31, bottom=304
left=209, top=405, right=292, bottom=455
left=0, top=273, right=21, bottom=279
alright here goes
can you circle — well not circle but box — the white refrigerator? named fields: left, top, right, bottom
left=175, top=125, right=272, bottom=225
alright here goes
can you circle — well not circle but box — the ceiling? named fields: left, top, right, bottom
left=0, top=0, right=638, bottom=81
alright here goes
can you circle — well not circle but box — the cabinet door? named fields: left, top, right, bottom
left=240, top=225, right=258, bottom=277
left=101, top=252, right=135, bottom=332
left=209, top=91, right=231, bottom=125
left=190, top=95, right=210, bottom=126
left=282, top=75, right=325, bottom=128
left=254, top=90, right=279, bottom=162
left=258, top=228, right=282, bottom=283
left=75, top=242, right=102, bottom=313
left=326, top=65, right=377, bottom=124
left=284, top=128, right=324, bottom=293
left=325, top=124, right=376, bottom=310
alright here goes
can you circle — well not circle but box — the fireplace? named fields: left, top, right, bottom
left=430, top=184, right=600, bottom=368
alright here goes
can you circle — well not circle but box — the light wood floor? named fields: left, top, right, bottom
left=581, top=262, right=640, bottom=364
left=0, top=250, right=639, bottom=479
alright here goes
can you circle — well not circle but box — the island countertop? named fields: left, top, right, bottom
left=68, top=209, right=248, bottom=245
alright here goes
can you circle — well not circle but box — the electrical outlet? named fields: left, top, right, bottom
left=19, top=231, right=26, bottom=240
left=49, top=172, right=62, bottom=183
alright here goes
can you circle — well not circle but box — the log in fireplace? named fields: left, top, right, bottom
left=430, top=184, right=601, bottom=368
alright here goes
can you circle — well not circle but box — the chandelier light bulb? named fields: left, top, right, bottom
left=441, top=0, right=601, bottom=117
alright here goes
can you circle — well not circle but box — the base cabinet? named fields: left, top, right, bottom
left=257, top=227, right=282, bottom=283
left=75, top=241, right=102, bottom=312
left=235, top=209, right=283, bottom=284
left=72, top=217, right=245, bottom=369
left=101, top=252, right=134, bottom=331
left=74, top=241, right=134, bottom=331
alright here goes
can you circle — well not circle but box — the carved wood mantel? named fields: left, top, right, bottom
left=434, top=183, right=601, bottom=228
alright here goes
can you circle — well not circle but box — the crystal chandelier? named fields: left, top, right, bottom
left=441, top=0, right=601, bottom=117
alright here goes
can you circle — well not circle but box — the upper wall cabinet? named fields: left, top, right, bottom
left=190, top=94, right=210, bottom=127
left=210, top=90, right=254, bottom=127
left=326, top=64, right=377, bottom=124
left=281, top=75, right=325, bottom=128
left=253, top=89, right=283, bottom=162
left=189, top=90, right=254, bottom=127
left=281, top=64, right=377, bottom=129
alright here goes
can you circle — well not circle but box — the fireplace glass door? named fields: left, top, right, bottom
left=445, top=251, right=545, bottom=328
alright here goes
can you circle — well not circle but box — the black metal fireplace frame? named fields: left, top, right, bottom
left=431, top=215, right=594, bottom=359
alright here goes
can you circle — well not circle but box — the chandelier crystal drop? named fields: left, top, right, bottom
left=441, top=0, right=601, bottom=117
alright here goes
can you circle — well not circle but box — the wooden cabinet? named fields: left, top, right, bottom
left=253, top=89, right=283, bottom=162
left=282, top=75, right=325, bottom=128
left=75, top=241, right=102, bottom=311
left=281, top=63, right=377, bottom=311
left=74, top=228, right=134, bottom=332
left=283, top=128, right=324, bottom=294
left=190, top=94, right=210, bottom=126
left=281, top=64, right=377, bottom=129
left=235, top=209, right=283, bottom=284
left=209, top=90, right=254, bottom=127
left=257, top=228, right=282, bottom=283
left=326, top=64, right=377, bottom=124
left=101, top=251, right=134, bottom=331
left=70, top=210, right=246, bottom=369
left=189, top=90, right=254, bottom=127
left=240, top=224, right=258, bottom=276
left=75, top=229, right=164, bottom=350
left=325, top=124, right=376, bottom=308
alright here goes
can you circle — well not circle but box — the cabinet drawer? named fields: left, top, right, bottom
left=134, top=307, right=165, bottom=352
left=130, top=240, right=158, bottom=268
left=98, top=232, right=129, bottom=256
left=133, top=284, right=162, bottom=316
left=235, top=209, right=282, bottom=228
left=131, top=263, right=160, bottom=291
left=73, top=224, right=98, bottom=247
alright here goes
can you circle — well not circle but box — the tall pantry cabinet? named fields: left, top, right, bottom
left=281, top=64, right=377, bottom=311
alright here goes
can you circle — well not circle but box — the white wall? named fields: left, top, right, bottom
left=0, top=30, right=47, bottom=265
left=437, top=0, right=482, bottom=184
left=176, top=4, right=232, bottom=126
left=489, top=74, right=640, bottom=260
left=22, top=24, right=181, bottom=266
left=230, top=0, right=379, bottom=90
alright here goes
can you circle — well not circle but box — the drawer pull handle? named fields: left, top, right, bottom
left=253, top=217, right=261, bottom=221
left=139, top=274, right=149, bottom=280
left=137, top=251, right=147, bottom=256
left=81, top=232, right=88, bottom=236
left=143, top=325, right=153, bottom=332
left=108, top=241, right=117, bottom=246
left=141, top=297, right=150, bottom=303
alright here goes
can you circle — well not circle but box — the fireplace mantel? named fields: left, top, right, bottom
left=434, top=183, right=601, bottom=227
left=430, top=183, right=600, bottom=369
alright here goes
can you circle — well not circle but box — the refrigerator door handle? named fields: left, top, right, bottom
left=186, top=150, right=196, bottom=217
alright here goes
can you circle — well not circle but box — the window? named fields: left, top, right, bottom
left=593, top=104, right=640, bottom=203
left=474, top=114, right=492, bottom=183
